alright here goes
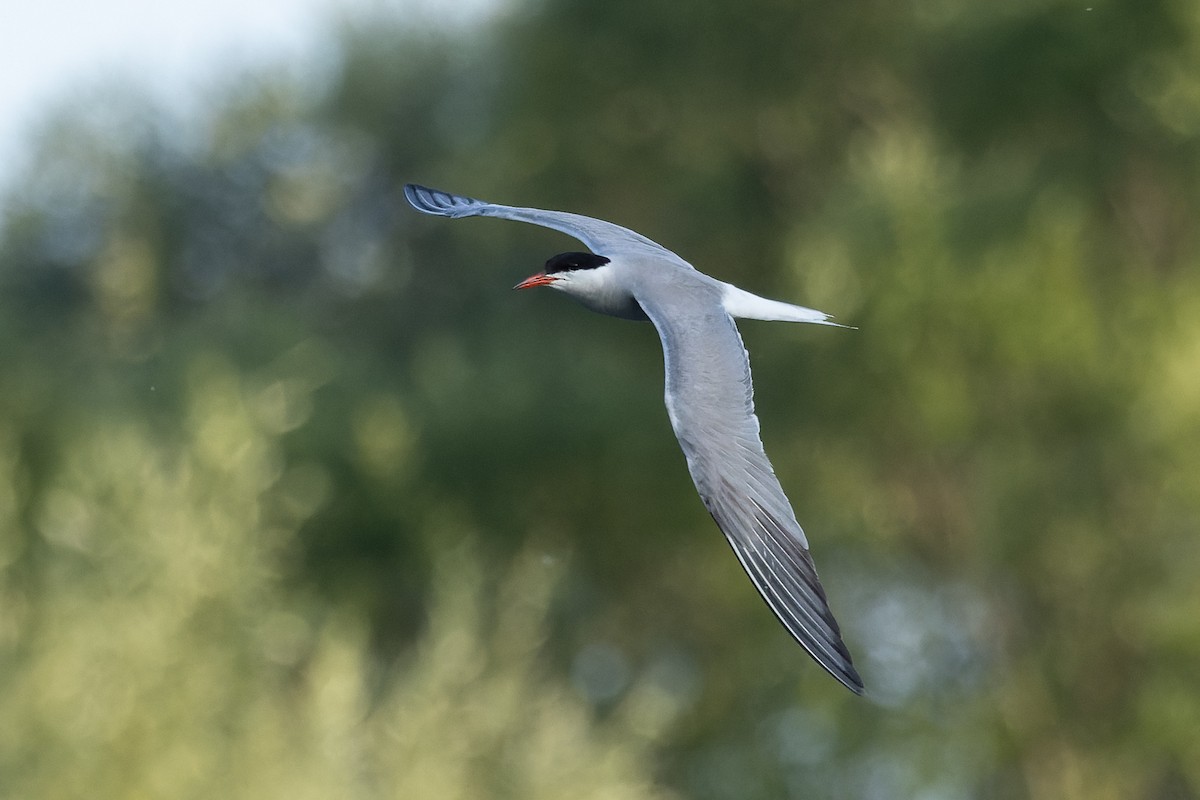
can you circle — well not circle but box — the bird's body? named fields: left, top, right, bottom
left=405, top=183, right=863, bottom=694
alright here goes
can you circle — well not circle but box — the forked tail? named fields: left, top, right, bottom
left=720, top=283, right=853, bottom=328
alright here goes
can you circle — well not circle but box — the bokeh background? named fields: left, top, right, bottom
left=3, top=1, right=1200, bottom=798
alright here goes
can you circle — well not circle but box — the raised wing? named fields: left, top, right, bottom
left=637, top=290, right=863, bottom=694
left=404, top=183, right=692, bottom=266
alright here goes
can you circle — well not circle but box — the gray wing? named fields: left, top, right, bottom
left=404, top=183, right=692, bottom=267
left=637, top=290, right=864, bottom=694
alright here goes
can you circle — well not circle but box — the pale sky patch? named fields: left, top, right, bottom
left=0, top=0, right=504, bottom=190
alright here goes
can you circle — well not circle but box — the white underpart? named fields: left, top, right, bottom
left=720, top=283, right=840, bottom=325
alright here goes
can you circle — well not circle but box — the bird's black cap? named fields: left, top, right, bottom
left=545, top=252, right=611, bottom=274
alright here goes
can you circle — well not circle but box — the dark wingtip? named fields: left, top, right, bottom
left=812, top=634, right=865, bottom=695
left=841, top=663, right=866, bottom=695
left=403, top=183, right=484, bottom=218
left=722, top=507, right=866, bottom=696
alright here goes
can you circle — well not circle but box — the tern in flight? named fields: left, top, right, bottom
left=405, top=183, right=863, bottom=694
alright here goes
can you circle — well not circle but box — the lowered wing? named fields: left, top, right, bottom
left=637, top=290, right=863, bottom=694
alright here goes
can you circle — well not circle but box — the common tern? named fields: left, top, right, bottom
left=404, top=183, right=863, bottom=694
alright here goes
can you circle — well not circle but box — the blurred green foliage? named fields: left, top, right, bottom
left=3, top=0, right=1200, bottom=797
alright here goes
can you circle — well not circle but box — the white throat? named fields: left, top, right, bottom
left=553, top=263, right=648, bottom=321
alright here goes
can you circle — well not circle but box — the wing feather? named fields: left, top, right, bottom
left=637, top=292, right=863, bottom=694
left=404, top=183, right=692, bottom=266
